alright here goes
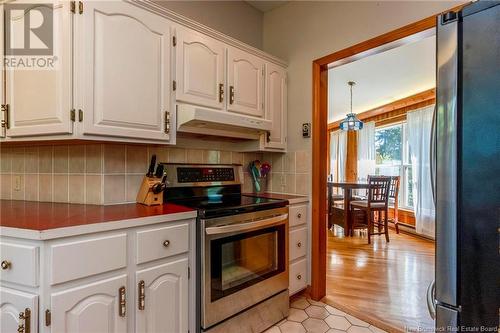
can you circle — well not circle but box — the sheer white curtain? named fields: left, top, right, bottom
left=407, top=105, right=435, bottom=238
left=357, top=121, right=376, bottom=182
left=329, top=131, right=347, bottom=193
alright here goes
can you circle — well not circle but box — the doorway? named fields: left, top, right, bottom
left=310, top=4, right=464, bottom=330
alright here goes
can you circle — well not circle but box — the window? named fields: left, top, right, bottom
left=374, top=122, right=413, bottom=209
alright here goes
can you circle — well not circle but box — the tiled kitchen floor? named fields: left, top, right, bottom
left=266, top=297, right=386, bottom=333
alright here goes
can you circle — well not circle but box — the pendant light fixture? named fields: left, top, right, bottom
left=340, top=81, right=363, bottom=131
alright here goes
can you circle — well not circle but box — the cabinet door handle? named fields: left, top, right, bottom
left=118, top=286, right=126, bottom=317
left=163, top=240, right=170, bottom=247
left=297, top=213, right=302, bottom=219
left=229, top=86, right=235, bottom=105
left=296, top=274, right=302, bottom=280
left=297, top=242, right=302, bottom=248
left=219, top=83, right=224, bottom=103
left=18, top=308, right=31, bottom=333
left=1, top=260, right=11, bottom=270
left=138, top=280, right=145, bottom=310
left=164, top=111, right=170, bottom=134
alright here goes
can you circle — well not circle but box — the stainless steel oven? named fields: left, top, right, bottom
left=200, top=207, right=289, bottom=330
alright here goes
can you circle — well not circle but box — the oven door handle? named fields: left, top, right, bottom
left=205, top=213, right=288, bottom=235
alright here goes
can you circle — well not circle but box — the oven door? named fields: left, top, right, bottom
left=201, top=207, right=289, bottom=329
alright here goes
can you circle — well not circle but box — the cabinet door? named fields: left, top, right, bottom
left=0, top=288, right=38, bottom=333
left=136, top=258, right=188, bottom=333
left=51, top=275, right=127, bottom=333
left=0, top=3, right=4, bottom=138
left=227, top=47, right=265, bottom=118
left=263, top=63, right=287, bottom=149
left=4, top=0, right=73, bottom=137
left=175, top=28, right=225, bottom=110
left=77, top=1, right=172, bottom=141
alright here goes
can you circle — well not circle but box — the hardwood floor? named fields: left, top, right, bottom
left=324, top=226, right=435, bottom=333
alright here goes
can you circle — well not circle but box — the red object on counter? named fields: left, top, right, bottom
left=0, top=200, right=194, bottom=231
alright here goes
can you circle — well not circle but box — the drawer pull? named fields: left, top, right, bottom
left=1, top=260, right=11, bottom=270
left=296, top=274, right=302, bottom=280
left=118, top=286, right=126, bottom=317
left=297, top=213, right=302, bottom=219
left=297, top=242, right=302, bottom=248
left=163, top=240, right=170, bottom=248
left=138, top=280, right=145, bottom=310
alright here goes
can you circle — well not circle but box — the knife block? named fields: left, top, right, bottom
left=136, top=176, right=163, bottom=206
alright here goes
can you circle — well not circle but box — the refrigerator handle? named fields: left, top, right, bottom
left=426, top=280, right=436, bottom=319
left=430, top=106, right=437, bottom=206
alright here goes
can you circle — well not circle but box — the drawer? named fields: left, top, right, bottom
left=289, top=227, right=307, bottom=261
left=289, top=205, right=307, bottom=227
left=136, top=223, right=189, bottom=264
left=50, top=233, right=127, bottom=285
left=0, top=242, right=39, bottom=287
left=289, top=258, right=307, bottom=295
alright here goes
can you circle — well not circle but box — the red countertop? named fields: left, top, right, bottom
left=0, top=200, right=194, bottom=231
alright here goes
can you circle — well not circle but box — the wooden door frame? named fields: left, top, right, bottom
left=310, top=6, right=464, bottom=300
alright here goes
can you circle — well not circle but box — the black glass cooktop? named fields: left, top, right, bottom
left=169, top=194, right=287, bottom=219
left=165, top=185, right=288, bottom=218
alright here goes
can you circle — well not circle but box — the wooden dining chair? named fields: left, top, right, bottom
left=327, top=182, right=344, bottom=229
left=350, top=176, right=391, bottom=244
left=388, top=176, right=401, bottom=234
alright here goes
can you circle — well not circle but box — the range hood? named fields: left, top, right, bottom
left=176, top=105, right=272, bottom=140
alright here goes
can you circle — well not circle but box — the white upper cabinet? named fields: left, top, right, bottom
left=0, top=0, right=286, bottom=145
left=77, top=1, right=172, bottom=141
left=263, top=63, right=287, bottom=149
left=136, top=258, right=189, bottom=333
left=227, top=47, right=265, bottom=118
left=0, top=288, right=38, bottom=333
left=51, top=275, right=128, bottom=333
left=3, top=0, right=73, bottom=137
left=175, top=28, right=225, bottom=110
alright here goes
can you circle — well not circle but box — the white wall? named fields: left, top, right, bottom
left=155, top=0, right=263, bottom=49
left=262, top=1, right=462, bottom=192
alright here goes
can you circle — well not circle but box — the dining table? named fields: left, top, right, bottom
left=327, top=181, right=371, bottom=235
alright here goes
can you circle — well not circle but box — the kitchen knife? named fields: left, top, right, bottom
left=154, top=164, right=164, bottom=178
left=147, top=154, right=156, bottom=177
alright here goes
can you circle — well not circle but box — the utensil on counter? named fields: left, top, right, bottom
left=254, top=160, right=262, bottom=177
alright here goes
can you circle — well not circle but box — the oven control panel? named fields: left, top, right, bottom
left=177, top=167, right=235, bottom=183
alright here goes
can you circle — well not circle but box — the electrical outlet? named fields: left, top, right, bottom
left=14, top=175, right=21, bottom=191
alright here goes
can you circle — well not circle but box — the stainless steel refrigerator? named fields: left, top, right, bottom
left=429, top=1, right=500, bottom=330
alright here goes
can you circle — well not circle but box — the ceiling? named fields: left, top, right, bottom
left=245, top=1, right=289, bottom=12
left=328, top=35, right=436, bottom=123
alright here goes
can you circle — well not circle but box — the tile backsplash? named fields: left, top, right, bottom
left=0, top=144, right=310, bottom=205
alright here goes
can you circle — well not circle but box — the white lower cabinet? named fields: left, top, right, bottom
left=136, top=258, right=189, bottom=333
left=0, top=288, right=38, bottom=333
left=288, top=201, right=310, bottom=296
left=51, top=275, right=128, bottom=333
left=0, top=218, right=195, bottom=333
